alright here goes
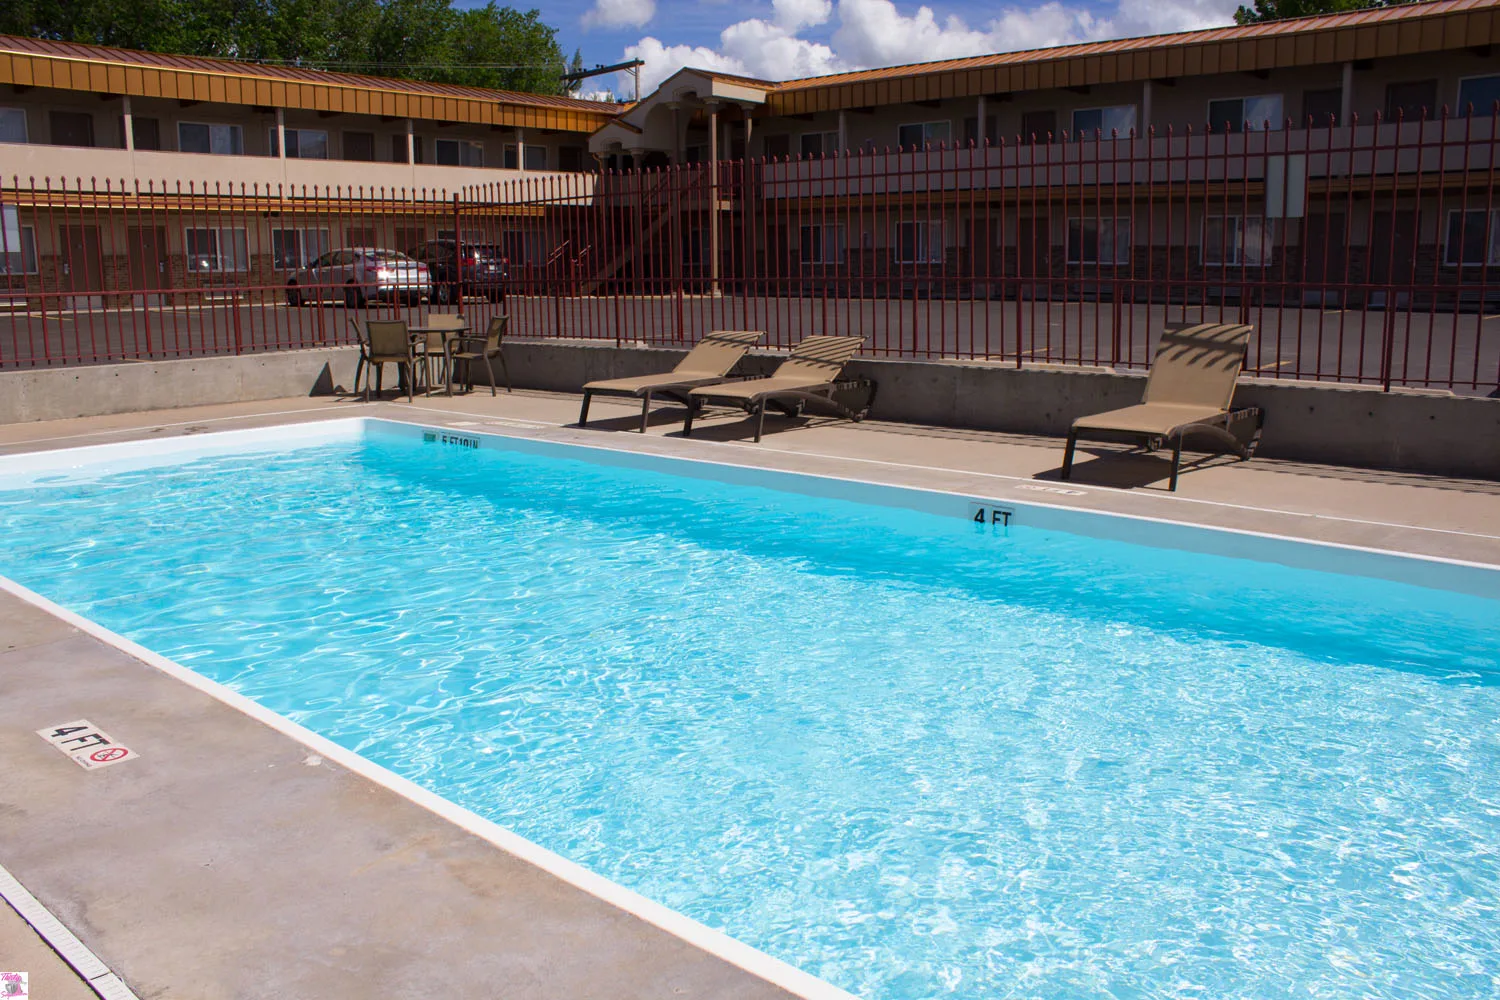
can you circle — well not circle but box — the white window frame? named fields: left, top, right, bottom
left=184, top=226, right=249, bottom=273
left=1, top=205, right=38, bottom=274
left=800, top=131, right=840, bottom=157
left=799, top=223, right=846, bottom=265
left=893, top=220, right=945, bottom=264
left=1066, top=216, right=1132, bottom=266
left=438, top=138, right=484, bottom=167
left=270, top=127, right=329, bottom=159
left=1207, top=95, right=1285, bottom=132
left=897, top=121, right=951, bottom=150
left=1457, top=74, right=1500, bottom=118
left=1442, top=209, right=1500, bottom=267
left=0, top=107, right=28, bottom=144
left=1201, top=215, right=1277, bottom=267
left=178, top=121, right=244, bottom=156
left=1071, top=105, right=1138, bottom=140
left=270, top=226, right=331, bottom=270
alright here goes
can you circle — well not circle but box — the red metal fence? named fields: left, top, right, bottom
left=4, top=110, right=1498, bottom=393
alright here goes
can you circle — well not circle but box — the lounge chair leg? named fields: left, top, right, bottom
left=353, top=356, right=365, bottom=398
left=498, top=350, right=511, bottom=393
left=639, top=391, right=652, bottom=433
left=754, top=401, right=766, bottom=443
left=682, top=402, right=696, bottom=437
left=1061, top=431, right=1077, bottom=480
left=1168, top=435, right=1183, bottom=491
left=374, top=363, right=383, bottom=399
left=406, top=361, right=414, bottom=403
left=579, top=391, right=592, bottom=426
left=485, top=355, right=496, bottom=397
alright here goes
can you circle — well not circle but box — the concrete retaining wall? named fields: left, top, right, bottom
left=2, top=339, right=1495, bottom=479
left=500, top=339, right=1500, bottom=480
left=0, top=348, right=361, bottom=424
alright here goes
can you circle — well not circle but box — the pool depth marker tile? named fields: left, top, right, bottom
left=0, top=863, right=141, bottom=1000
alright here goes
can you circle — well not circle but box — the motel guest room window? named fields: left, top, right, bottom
left=184, top=227, right=249, bottom=272
left=897, top=121, right=951, bottom=149
left=179, top=122, right=243, bottom=155
left=1208, top=95, right=1284, bottom=132
left=272, top=227, right=331, bottom=269
left=1443, top=210, right=1500, bottom=266
left=1459, top=75, right=1500, bottom=117
left=1, top=205, right=39, bottom=274
left=800, top=224, right=846, bottom=264
left=270, top=128, right=329, bottom=159
left=0, top=107, right=27, bottom=143
left=1071, top=106, right=1136, bottom=140
left=440, top=138, right=485, bottom=167
left=1067, top=217, right=1132, bottom=265
left=800, top=131, right=839, bottom=157
left=894, top=220, right=944, bottom=263
left=1202, top=215, right=1277, bottom=267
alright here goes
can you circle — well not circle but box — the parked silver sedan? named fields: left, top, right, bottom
left=286, top=247, right=431, bottom=307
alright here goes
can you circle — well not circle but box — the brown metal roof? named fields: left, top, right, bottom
left=0, top=34, right=620, bottom=133
left=758, top=0, right=1500, bottom=114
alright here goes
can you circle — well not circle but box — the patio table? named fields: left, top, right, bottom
left=409, top=320, right=470, bottom=395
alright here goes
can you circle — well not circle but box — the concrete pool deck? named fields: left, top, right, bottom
left=1, top=389, right=1497, bottom=997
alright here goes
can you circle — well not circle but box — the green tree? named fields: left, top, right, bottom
left=0, top=0, right=570, bottom=95
left=1234, top=0, right=1390, bottom=25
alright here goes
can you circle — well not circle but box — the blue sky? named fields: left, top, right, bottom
left=485, top=0, right=1243, bottom=97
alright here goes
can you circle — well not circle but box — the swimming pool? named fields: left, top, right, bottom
left=3, top=417, right=1499, bottom=1000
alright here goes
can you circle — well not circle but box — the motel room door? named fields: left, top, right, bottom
left=127, top=225, right=171, bottom=305
left=60, top=224, right=106, bottom=308
left=1367, top=210, right=1417, bottom=308
left=1301, top=213, right=1348, bottom=307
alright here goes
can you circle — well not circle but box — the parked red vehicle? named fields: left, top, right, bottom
left=409, top=240, right=508, bottom=305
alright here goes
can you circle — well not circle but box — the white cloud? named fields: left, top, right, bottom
left=618, top=0, right=1240, bottom=94
left=774, top=0, right=834, bottom=32
left=582, top=0, right=656, bottom=31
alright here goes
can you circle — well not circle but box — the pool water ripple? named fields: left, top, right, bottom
left=2, top=433, right=1499, bottom=1000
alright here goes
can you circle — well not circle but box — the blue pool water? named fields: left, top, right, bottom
left=3, top=425, right=1499, bottom=999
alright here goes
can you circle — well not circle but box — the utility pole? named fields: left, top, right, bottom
left=560, top=58, right=645, bottom=103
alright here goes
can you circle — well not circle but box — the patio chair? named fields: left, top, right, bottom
left=578, top=329, right=766, bottom=432
left=358, top=318, right=418, bottom=402
left=451, top=314, right=511, bottom=396
left=1060, top=322, right=1264, bottom=491
left=682, top=335, right=872, bottom=442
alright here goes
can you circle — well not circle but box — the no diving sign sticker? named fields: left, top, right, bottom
left=36, top=720, right=139, bottom=770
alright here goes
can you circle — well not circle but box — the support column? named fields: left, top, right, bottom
left=1340, top=61, right=1354, bottom=124
left=122, top=95, right=135, bottom=152
left=1141, top=81, right=1152, bottom=136
left=275, top=107, right=288, bottom=185
left=744, top=114, right=754, bottom=154
left=976, top=95, right=987, bottom=146
left=709, top=102, right=721, bottom=296
left=837, top=109, right=848, bottom=154
left=404, top=118, right=415, bottom=163
left=515, top=129, right=526, bottom=171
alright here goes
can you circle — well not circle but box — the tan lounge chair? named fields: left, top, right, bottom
left=578, top=329, right=764, bottom=432
left=683, top=335, right=871, bottom=442
left=1061, top=322, right=1264, bottom=491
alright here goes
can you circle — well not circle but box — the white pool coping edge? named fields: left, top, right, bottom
left=368, top=415, right=1500, bottom=597
left=0, top=861, right=141, bottom=1000
left=0, top=576, right=858, bottom=1000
